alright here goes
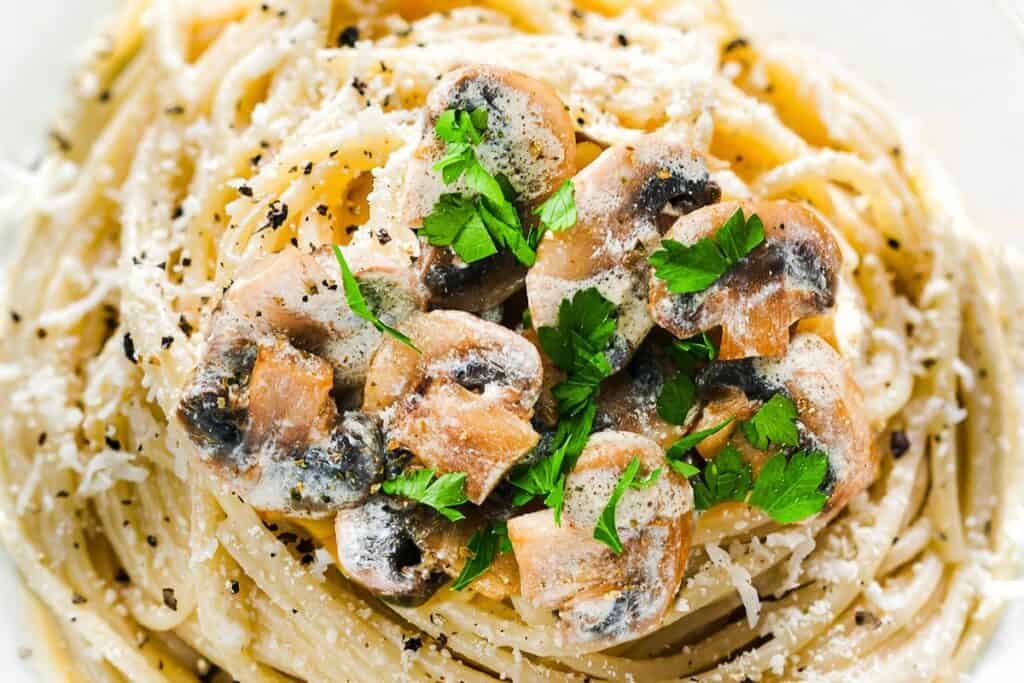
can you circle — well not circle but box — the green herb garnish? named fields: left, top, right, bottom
left=533, top=179, right=577, bottom=233
left=665, top=417, right=734, bottom=466
left=740, top=393, right=799, bottom=450
left=690, top=445, right=753, bottom=511
left=381, top=468, right=469, bottom=522
left=450, top=520, right=512, bottom=591
left=656, top=372, right=696, bottom=425
left=332, top=245, right=418, bottom=351
left=421, top=108, right=543, bottom=267
left=649, top=207, right=766, bottom=294
left=748, top=450, right=829, bottom=523
left=510, top=287, right=617, bottom=522
left=593, top=457, right=661, bottom=553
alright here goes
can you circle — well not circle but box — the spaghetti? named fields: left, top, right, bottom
left=0, top=1, right=1020, bottom=681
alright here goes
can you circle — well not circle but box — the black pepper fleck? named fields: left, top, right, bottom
left=337, top=26, right=359, bottom=47
left=890, top=430, right=910, bottom=458
left=723, top=37, right=749, bottom=54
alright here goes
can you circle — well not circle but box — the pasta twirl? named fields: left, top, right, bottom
left=0, top=1, right=1020, bottom=682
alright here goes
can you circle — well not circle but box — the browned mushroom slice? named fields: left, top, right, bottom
left=176, top=244, right=423, bottom=516
left=593, top=340, right=689, bottom=450
left=178, top=338, right=386, bottom=516
left=403, top=65, right=576, bottom=312
left=246, top=339, right=335, bottom=446
left=696, top=332, right=875, bottom=516
left=334, top=495, right=448, bottom=606
left=509, top=432, right=693, bottom=649
left=422, top=495, right=521, bottom=601
left=364, top=310, right=543, bottom=503
left=225, top=245, right=426, bottom=397
left=649, top=200, right=841, bottom=361
left=527, top=134, right=720, bottom=371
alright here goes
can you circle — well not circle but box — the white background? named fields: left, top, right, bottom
left=0, top=0, right=1021, bottom=680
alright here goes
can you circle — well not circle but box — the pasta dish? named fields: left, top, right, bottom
left=0, top=1, right=1021, bottom=681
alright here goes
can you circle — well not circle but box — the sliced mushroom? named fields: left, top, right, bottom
left=176, top=245, right=424, bottom=515
left=334, top=495, right=448, bottom=606
left=422, top=491, right=521, bottom=601
left=364, top=310, right=543, bottom=503
left=649, top=200, right=841, bottom=360
left=224, top=245, right=426, bottom=398
left=403, top=65, right=576, bottom=312
left=527, top=134, right=720, bottom=371
left=696, top=332, right=875, bottom=515
left=508, top=431, right=694, bottom=649
left=593, top=338, right=690, bottom=450
left=178, top=338, right=387, bottom=516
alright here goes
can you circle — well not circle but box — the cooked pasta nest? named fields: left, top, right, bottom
left=0, top=1, right=1021, bottom=682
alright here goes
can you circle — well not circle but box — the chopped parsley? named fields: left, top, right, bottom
left=593, top=457, right=662, bottom=553
left=739, top=393, right=799, bottom=450
left=533, top=179, right=577, bottom=233
left=748, top=450, right=829, bottom=524
left=381, top=468, right=469, bottom=522
left=510, top=288, right=616, bottom=522
left=649, top=207, right=766, bottom=294
left=665, top=417, right=734, bottom=468
left=669, top=331, right=718, bottom=374
left=332, top=245, right=419, bottom=352
left=690, top=445, right=752, bottom=511
left=421, top=108, right=544, bottom=267
left=450, top=520, right=512, bottom=591
left=656, top=372, right=696, bottom=425
left=668, top=395, right=829, bottom=523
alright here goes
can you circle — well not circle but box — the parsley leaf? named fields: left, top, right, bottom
left=669, top=331, right=718, bottom=374
left=423, top=108, right=540, bottom=268
left=593, top=456, right=660, bottom=553
left=668, top=460, right=701, bottom=478
left=740, top=393, right=800, bottom=450
left=511, top=288, right=617, bottom=522
left=332, top=245, right=419, bottom=351
left=657, top=372, right=696, bottom=425
left=649, top=207, right=766, bottom=294
left=381, top=468, right=469, bottom=522
left=691, top=445, right=753, bottom=511
left=665, top=418, right=734, bottom=463
left=632, top=467, right=663, bottom=489
left=450, top=520, right=510, bottom=591
left=748, top=450, right=829, bottom=523
left=540, top=287, right=617, bottom=369
left=533, top=179, right=577, bottom=233
left=421, top=194, right=498, bottom=261
left=509, top=401, right=595, bottom=522
left=435, top=107, right=486, bottom=146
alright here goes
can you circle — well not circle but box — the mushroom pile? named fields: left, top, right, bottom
left=176, top=64, right=876, bottom=650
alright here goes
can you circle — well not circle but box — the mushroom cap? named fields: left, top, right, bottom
left=364, top=310, right=543, bottom=503
left=176, top=244, right=423, bottom=516
left=528, top=134, right=720, bottom=372
left=593, top=339, right=690, bottom=450
left=509, top=431, right=693, bottom=649
left=403, top=65, right=576, bottom=312
left=334, top=495, right=448, bottom=606
left=649, top=200, right=842, bottom=360
left=222, top=245, right=426, bottom=398
left=697, top=332, right=876, bottom=516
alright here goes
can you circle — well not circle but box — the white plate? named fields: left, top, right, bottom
left=0, top=0, right=1020, bottom=679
